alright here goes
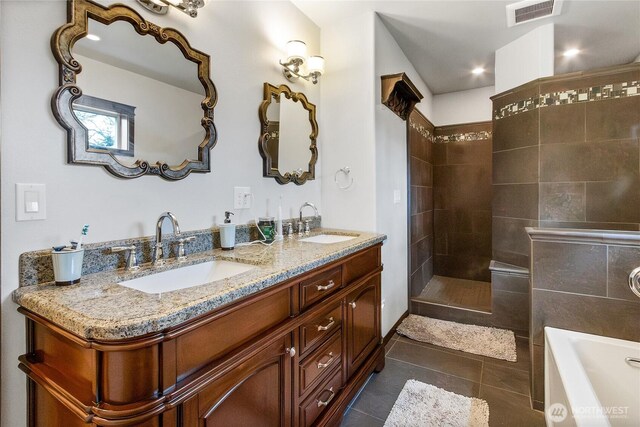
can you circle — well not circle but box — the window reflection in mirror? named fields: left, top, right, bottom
left=72, top=18, right=205, bottom=167
left=73, top=95, right=135, bottom=156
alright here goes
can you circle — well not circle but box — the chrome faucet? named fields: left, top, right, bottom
left=298, top=202, right=319, bottom=236
left=153, top=212, right=181, bottom=266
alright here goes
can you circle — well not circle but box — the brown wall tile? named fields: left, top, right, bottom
left=446, top=140, right=493, bottom=165
left=492, top=217, right=538, bottom=267
left=607, top=245, right=640, bottom=302
left=410, top=156, right=433, bottom=187
left=539, top=182, right=586, bottom=221
left=492, top=272, right=529, bottom=294
left=586, top=96, right=640, bottom=141
left=531, top=288, right=640, bottom=345
left=433, top=143, right=447, bottom=165
left=492, top=290, right=528, bottom=331
left=540, top=139, right=638, bottom=182
left=538, top=220, right=639, bottom=231
left=493, top=147, right=539, bottom=184
left=472, top=210, right=492, bottom=234
left=434, top=255, right=492, bottom=282
left=530, top=344, right=544, bottom=404
left=585, top=178, right=640, bottom=224
left=493, top=110, right=539, bottom=152
left=539, top=103, right=585, bottom=144
left=531, top=241, right=606, bottom=296
left=493, top=184, right=538, bottom=220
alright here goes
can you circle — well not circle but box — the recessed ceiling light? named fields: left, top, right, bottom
left=472, top=67, right=485, bottom=75
left=86, top=34, right=100, bottom=41
left=563, top=48, right=580, bottom=58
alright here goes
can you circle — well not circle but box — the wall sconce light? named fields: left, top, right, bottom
left=137, top=0, right=207, bottom=18
left=280, top=40, right=325, bottom=84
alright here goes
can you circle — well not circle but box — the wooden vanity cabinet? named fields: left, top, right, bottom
left=18, top=244, right=384, bottom=427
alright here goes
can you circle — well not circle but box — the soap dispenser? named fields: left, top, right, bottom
left=219, top=211, right=236, bottom=250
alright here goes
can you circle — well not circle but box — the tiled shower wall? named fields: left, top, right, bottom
left=408, top=110, right=435, bottom=297
left=433, top=122, right=493, bottom=282
left=492, top=63, right=640, bottom=269
left=528, top=231, right=640, bottom=410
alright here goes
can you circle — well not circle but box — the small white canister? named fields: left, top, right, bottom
left=51, top=248, right=84, bottom=285
left=219, top=224, right=236, bottom=250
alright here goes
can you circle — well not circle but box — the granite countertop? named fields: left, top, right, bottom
left=13, top=229, right=386, bottom=341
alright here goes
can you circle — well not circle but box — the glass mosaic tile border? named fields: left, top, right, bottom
left=434, top=131, right=492, bottom=143
left=494, top=80, right=640, bottom=120
left=409, top=117, right=436, bottom=142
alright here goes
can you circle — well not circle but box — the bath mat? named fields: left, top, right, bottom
left=396, top=314, right=517, bottom=362
left=384, top=379, right=489, bottom=427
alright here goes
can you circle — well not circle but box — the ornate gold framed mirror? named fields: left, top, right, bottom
left=258, top=83, right=318, bottom=185
left=51, top=0, right=217, bottom=180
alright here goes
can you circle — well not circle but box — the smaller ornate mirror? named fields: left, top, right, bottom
left=258, top=83, right=318, bottom=185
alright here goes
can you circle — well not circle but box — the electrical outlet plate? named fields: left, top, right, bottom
left=393, top=190, right=401, bottom=204
left=234, top=187, right=251, bottom=209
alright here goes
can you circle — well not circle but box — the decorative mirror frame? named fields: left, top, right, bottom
left=258, top=83, right=318, bottom=185
left=51, top=0, right=217, bottom=180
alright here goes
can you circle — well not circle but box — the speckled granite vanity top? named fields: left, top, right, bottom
left=13, top=229, right=386, bottom=341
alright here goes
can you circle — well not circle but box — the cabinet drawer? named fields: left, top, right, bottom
left=299, top=266, right=342, bottom=311
left=299, top=302, right=342, bottom=356
left=299, top=331, right=342, bottom=396
left=299, top=368, right=343, bottom=427
left=342, top=246, right=381, bottom=286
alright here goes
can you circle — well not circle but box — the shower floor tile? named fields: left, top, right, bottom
left=416, top=275, right=492, bottom=313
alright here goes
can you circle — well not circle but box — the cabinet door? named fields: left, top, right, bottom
left=182, top=334, right=293, bottom=427
left=345, top=275, right=381, bottom=378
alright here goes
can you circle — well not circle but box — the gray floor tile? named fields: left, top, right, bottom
left=340, top=408, right=384, bottom=427
left=397, top=335, right=485, bottom=361
left=482, top=364, right=530, bottom=396
left=480, top=384, right=545, bottom=427
left=350, top=358, right=480, bottom=421
left=483, top=336, right=531, bottom=371
left=387, top=340, right=484, bottom=382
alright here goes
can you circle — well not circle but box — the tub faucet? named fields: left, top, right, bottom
left=298, top=202, right=319, bottom=236
left=153, top=212, right=181, bottom=266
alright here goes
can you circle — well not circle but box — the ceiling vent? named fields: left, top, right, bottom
left=506, top=0, right=564, bottom=27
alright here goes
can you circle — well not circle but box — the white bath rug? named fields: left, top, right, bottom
left=396, top=314, right=517, bottom=362
left=384, top=379, right=489, bottom=427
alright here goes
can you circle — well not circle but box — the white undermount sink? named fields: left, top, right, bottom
left=299, top=234, right=357, bottom=244
left=118, top=260, right=254, bottom=294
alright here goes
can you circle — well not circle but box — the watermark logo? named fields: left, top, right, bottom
left=547, top=403, right=568, bottom=423
left=546, top=403, right=629, bottom=423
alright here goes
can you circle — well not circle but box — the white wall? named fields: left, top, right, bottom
left=373, top=14, right=432, bottom=336
left=1, top=1, right=320, bottom=425
left=320, top=11, right=433, bottom=337
left=319, top=12, right=376, bottom=231
left=432, top=86, right=494, bottom=126
left=495, top=23, right=554, bottom=93
left=635, top=53, right=640, bottom=62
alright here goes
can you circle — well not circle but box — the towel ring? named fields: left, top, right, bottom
left=334, top=167, right=354, bottom=190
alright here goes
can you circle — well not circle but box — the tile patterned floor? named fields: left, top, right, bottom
left=340, top=334, right=545, bottom=427
left=416, top=275, right=492, bottom=313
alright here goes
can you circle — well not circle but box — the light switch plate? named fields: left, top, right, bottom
left=234, top=187, right=251, bottom=209
left=16, top=183, right=46, bottom=221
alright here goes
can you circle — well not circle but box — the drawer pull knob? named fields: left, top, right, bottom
left=317, top=317, right=335, bottom=332
left=317, top=280, right=335, bottom=292
left=349, top=301, right=356, bottom=309
left=317, top=387, right=335, bottom=408
left=286, top=347, right=296, bottom=357
left=317, top=352, right=335, bottom=369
